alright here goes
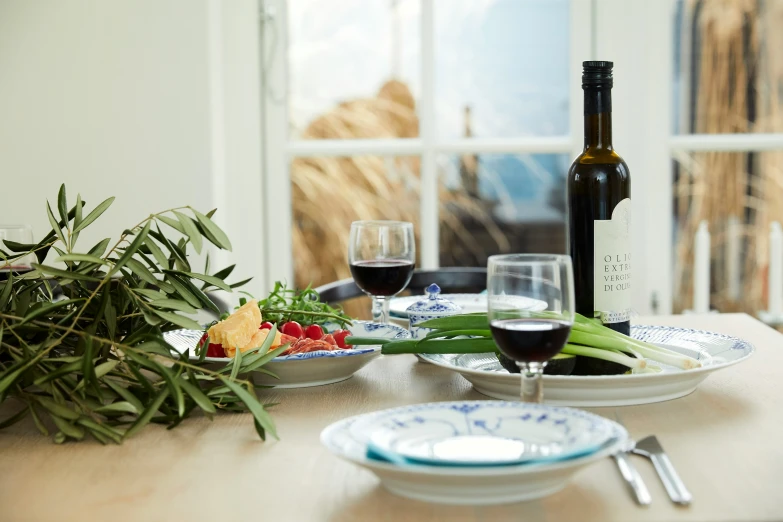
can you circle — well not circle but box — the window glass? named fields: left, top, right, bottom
left=288, top=0, right=420, bottom=139
left=673, top=0, right=783, bottom=134
left=672, top=150, right=783, bottom=313
left=439, top=152, right=569, bottom=268
left=435, top=0, right=570, bottom=138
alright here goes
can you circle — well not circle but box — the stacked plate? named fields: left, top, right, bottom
left=320, top=400, right=628, bottom=505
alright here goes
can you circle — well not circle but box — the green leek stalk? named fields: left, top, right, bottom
left=346, top=311, right=702, bottom=371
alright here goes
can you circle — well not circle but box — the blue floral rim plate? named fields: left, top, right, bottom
left=163, top=320, right=409, bottom=362
left=390, top=293, right=548, bottom=318
left=349, top=401, right=618, bottom=467
left=418, top=326, right=756, bottom=407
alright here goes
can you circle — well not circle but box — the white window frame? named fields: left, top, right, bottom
left=259, top=0, right=783, bottom=316
left=260, top=0, right=589, bottom=283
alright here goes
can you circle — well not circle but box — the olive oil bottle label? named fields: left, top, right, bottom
left=593, top=198, right=631, bottom=323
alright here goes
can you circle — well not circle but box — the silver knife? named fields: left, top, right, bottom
left=612, top=444, right=652, bottom=506
left=632, top=435, right=692, bottom=505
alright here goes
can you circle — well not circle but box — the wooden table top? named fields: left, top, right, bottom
left=1, top=313, right=781, bottom=522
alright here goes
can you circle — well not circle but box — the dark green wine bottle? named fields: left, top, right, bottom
left=567, top=61, right=631, bottom=335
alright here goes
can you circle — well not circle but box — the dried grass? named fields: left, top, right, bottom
left=673, top=0, right=783, bottom=313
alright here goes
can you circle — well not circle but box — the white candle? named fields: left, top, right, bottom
left=726, top=216, right=740, bottom=301
left=769, top=222, right=782, bottom=316
left=693, top=221, right=710, bottom=313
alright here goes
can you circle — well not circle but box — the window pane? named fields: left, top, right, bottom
left=672, top=150, right=783, bottom=314
left=673, top=0, right=783, bottom=134
left=288, top=0, right=420, bottom=139
left=434, top=0, right=570, bottom=138
left=438, top=152, right=568, bottom=267
left=292, top=155, right=419, bottom=289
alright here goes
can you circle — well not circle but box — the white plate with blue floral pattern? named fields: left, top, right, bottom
left=390, top=293, right=548, bottom=318
left=349, top=401, right=617, bottom=466
left=420, top=325, right=755, bottom=406
left=164, top=321, right=409, bottom=388
left=320, top=401, right=628, bottom=505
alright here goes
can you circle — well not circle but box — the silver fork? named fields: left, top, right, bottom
left=612, top=411, right=652, bottom=506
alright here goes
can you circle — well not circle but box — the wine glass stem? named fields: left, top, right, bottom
left=371, top=295, right=390, bottom=323
left=518, top=362, right=546, bottom=403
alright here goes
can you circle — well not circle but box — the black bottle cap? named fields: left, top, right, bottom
left=582, top=61, right=613, bottom=88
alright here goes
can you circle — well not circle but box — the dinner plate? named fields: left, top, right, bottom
left=390, top=293, right=547, bottom=318
left=348, top=401, right=616, bottom=466
left=163, top=321, right=409, bottom=388
left=420, top=325, right=755, bottom=406
left=320, top=401, right=628, bottom=505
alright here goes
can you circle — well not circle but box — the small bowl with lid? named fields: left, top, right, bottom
left=406, top=284, right=463, bottom=339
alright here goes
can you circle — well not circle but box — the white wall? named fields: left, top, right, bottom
left=0, top=0, right=267, bottom=295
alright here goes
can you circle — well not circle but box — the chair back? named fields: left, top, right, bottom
left=315, top=267, right=487, bottom=305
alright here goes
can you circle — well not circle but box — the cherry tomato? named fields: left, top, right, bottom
left=206, top=342, right=225, bottom=358
left=280, top=321, right=304, bottom=338
left=260, top=321, right=274, bottom=330
left=304, top=324, right=324, bottom=340
left=199, top=333, right=225, bottom=357
left=322, top=333, right=337, bottom=346
left=333, top=329, right=351, bottom=348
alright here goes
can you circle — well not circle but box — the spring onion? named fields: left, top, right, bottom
left=346, top=312, right=701, bottom=372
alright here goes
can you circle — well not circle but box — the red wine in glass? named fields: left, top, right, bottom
left=1, top=226, right=35, bottom=280
left=487, top=254, right=575, bottom=403
left=0, top=265, right=33, bottom=281
left=490, top=318, right=572, bottom=363
left=349, top=220, right=415, bottom=323
left=350, top=260, right=415, bottom=297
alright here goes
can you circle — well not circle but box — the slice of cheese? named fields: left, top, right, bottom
left=224, top=328, right=283, bottom=358
left=207, top=300, right=261, bottom=350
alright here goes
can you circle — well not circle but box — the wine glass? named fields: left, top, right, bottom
left=349, top=221, right=415, bottom=323
left=0, top=225, right=35, bottom=279
left=487, top=254, right=575, bottom=403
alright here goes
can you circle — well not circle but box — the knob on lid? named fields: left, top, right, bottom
left=405, top=284, right=462, bottom=315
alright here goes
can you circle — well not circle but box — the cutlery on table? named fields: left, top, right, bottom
left=612, top=443, right=652, bottom=506
left=631, top=435, right=692, bottom=506
left=611, top=411, right=651, bottom=506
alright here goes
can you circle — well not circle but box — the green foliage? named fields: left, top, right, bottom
left=0, top=185, right=277, bottom=443
left=254, top=281, right=351, bottom=327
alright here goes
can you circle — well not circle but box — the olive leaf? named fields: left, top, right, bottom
left=229, top=344, right=243, bottom=381
left=158, top=215, right=185, bottom=234
left=144, top=239, right=169, bottom=268
left=87, top=238, right=111, bottom=258
left=125, top=258, right=158, bottom=285
left=55, top=254, right=108, bottom=266
left=166, top=270, right=231, bottom=292
left=154, top=310, right=202, bottom=331
left=149, top=299, right=197, bottom=314
left=57, top=185, right=68, bottom=225
left=173, top=211, right=203, bottom=254
left=73, top=197, right=115, bottom=234
left=0, top=274, right=14, bottom=311
left=46, top=201, right=66, bottom=246
left=107, top=221, right=150, bottom=277
left=192, top=209, right=232, bottom=251
left=51, top=415, right=85, bottom=440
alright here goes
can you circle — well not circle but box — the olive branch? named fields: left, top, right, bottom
left=0, top=185, right=278, bottom=443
